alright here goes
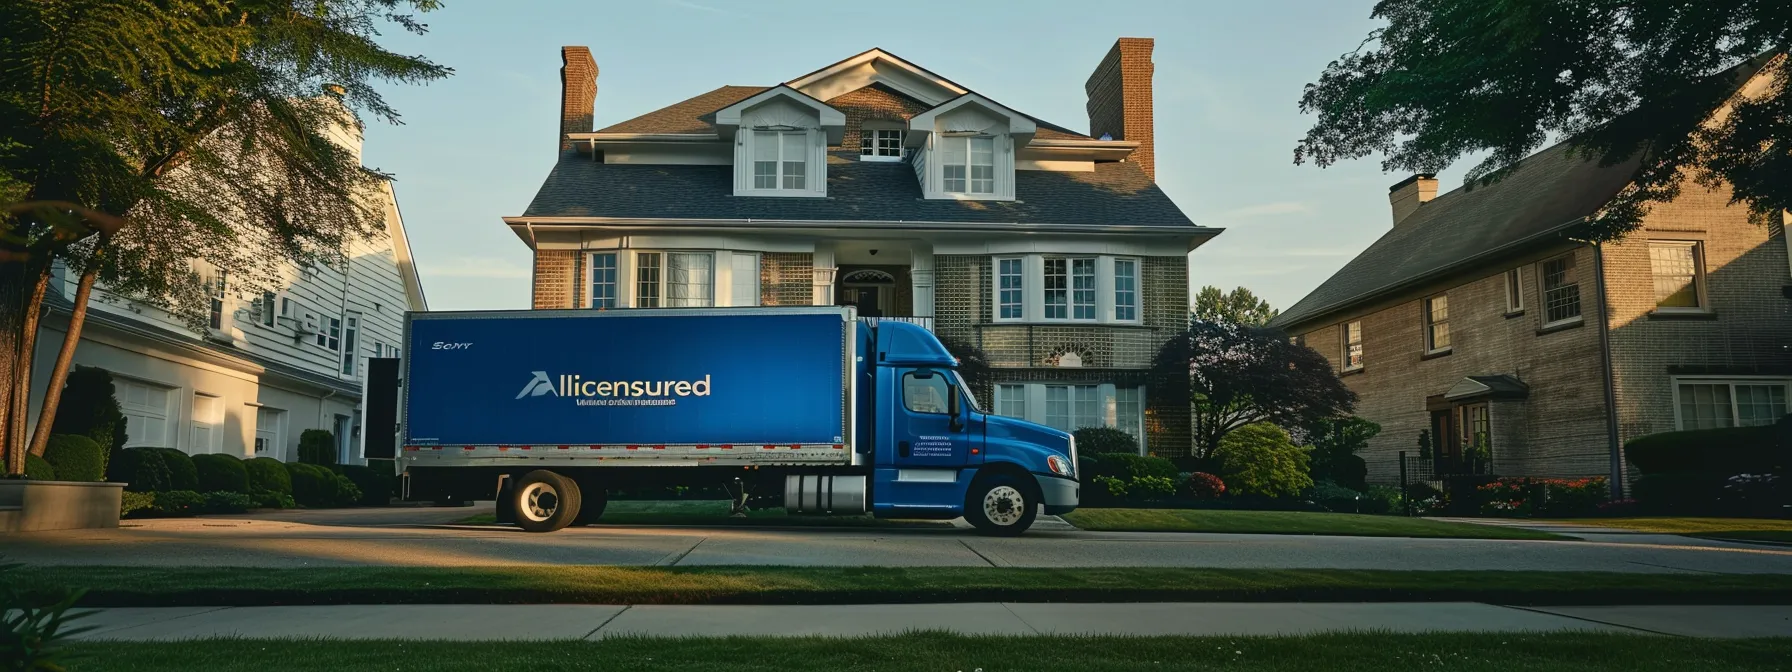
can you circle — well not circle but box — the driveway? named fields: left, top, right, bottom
left=7, top=507, right=1792, bottom=573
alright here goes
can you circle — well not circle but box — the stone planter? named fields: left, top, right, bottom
left=0, top=479, right=125, bottom=532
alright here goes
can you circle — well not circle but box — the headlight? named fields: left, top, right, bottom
left=1046, top=454, right=1072, bottom=476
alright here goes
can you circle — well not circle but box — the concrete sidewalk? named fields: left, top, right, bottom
left=70, top=603, right=1792, bottom=641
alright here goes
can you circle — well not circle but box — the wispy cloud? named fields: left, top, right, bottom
left=423, top=256, right=530, bottom=279
left=1215, top=201, right=1311, bottom=219
left=657, top=0, right=741, bottom=17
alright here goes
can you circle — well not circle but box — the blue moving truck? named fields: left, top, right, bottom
left=398, top=307, right=1078, bottom=534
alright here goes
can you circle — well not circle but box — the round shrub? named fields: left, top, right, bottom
left=335, top=464, right=392, bottom=506
left=109, top=447, right=171, bottom=492
left=43, top=434, right=106, bottom=482
left=192, top=453, right=250, bottom=493
left=298, top=429, right=337, bottom=466
left=243, top=457, right=292, bottom=495
left=1180, top=472, right=1226, bottom=500
left=1213, top=423, right=1313, bottom=499
left=203, top=491, right=257, bottom=514
left=1624, top=425, right=1783, bottom=475
left=120, top=491, right=155, bottom=517
left=253, top=491, right=296, bottom=509
left=24, top=454, right=56, bottom=480
left=1073, top=427, right=1140, bottom=455
left=150, top=448, right=199, bottom=491
left=288, top=463, right=362, bottom=508
left=151, top=490, right=205, bottom=516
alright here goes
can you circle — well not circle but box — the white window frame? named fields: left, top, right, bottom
left=1671, top=377, right=1792, bottom=430
left=1342, top=320, right=1363, bottom=371
left=991, top=254, right=1139, bottom=325
left=1113, top=258, right=1139, bottom=322
left=730, top=252, right=761, bottom=307
left=1539, top=253, right=1583, bottom=327
left=205, top=270, right=226, bottom=331
left=340, top=312, right=361, bottom=376
left=316, top=315, right=341, bottom=351
left=1504, top=268, right=1524, bottom=314
left=940, top=135, right=996, bottom=195
left=859, top=128, right=904, bottom=161
left=253, top=405, right=284, bottom=456
left=749, top=129, right=811, bottom=193
left=995, top=257, right=1025, bottom=321
left=589, top=252, right=618, bottom=309
left=117, top=376, right=175, bottom=449
left=632, top=251, right=714, bottom=308
left=1648, top=240, right=1709, bottom=313
left=1422, top=294, right=1451, bottom=354
left=1006, top=381, right=1148, bottom=453
left=1042, top=256, right=1097, bottom=322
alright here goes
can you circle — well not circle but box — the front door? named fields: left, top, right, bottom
left=839, top=285, right=888, bottom=317
left=1429, top=409, right=1457, bottom=460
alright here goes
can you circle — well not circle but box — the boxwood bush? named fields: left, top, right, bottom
left=204, top=490, right=257, bottom=513
left=192, top=453, right=250, bottom=493
left=24, top=454, right=56, bottom=480
left=298, top=429, right=336, bottom=466
left=150, top=490, right=206, bottom=516
left=120, top=491, right=155, bottom=516
left=288, top=462, right=362, bottom=508
left=1625, top=424, right=1785, bottom=475
left=43, top=434, right=106, bottom=482
left=108, top=447, right=171, bottom=492
left=149, top=448, right=199, bottom=491
left=1072, top=427, right=1140, bottom=455
left=335, top=464, right=392, bottom=506
left=243, top=456, right=292, bottom=495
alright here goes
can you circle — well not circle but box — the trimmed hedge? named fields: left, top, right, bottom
left=43, top=434, right=106, bottom=482
left=120, top=491, right=155, bottom=516
left=192, top=453, right=250, bottom=494
left=150, top=490, right=206, bottom=516
left=243, top=457, right=292, bottom=495
left=287, top=462, right=361, bottom=508
left=109, top=447, right=171, bottom=492
left=150, top=448, right=199, bottom=491
left=335, top=464, right=392, bottom=506
left=1624, top=424, right=1785, bottom=475
left=204, top=490, right=257, bottom=513
left=298, top=429, right=336, bottom=466
left=24, top=454, right=56, bottom=481
left=1072, top=427, right=1141, bottom=455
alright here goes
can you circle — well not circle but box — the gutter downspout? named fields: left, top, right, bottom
left=1592, top=242, right=1624, bottom=499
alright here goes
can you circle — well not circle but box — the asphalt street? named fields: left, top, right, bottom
left=6, top=506, right=1792, bottom=573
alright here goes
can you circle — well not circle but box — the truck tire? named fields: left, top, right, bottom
left=572, top=485, right=607, bottom=526
left=965, top=473, right=1037, bottom=536
left=511, top=470, right=582, bottom=533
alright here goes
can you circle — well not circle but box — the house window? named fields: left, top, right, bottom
left=206, top=271, right=226, bottom=330
left=316, top=316, right=341, bottom=351
left=995, top=384, right=1026, bottom=418
left=1043, top=257, right=1096, bottom=321
left=997, top=258, right=1024, bottom=319
left=118, top=378, right=173, bottom=448
left=1342, top=320, right=1363, bottom=371
left=941, top=136, right=995, bottom=195
left=1113, top=386, right=1143, bottom=447
left=1044, top=384, right=1100, bottom=432
left=1043, top=258, right=1068, bottom=319
left=255, top=292, right=277, bottom=327
left=1423, top=295, right=1451, bottom=352
left=1114, top=259, right=1138, bottom=322
left=731, top=253, right=761, bottom=307
left=1649, top=241, right=1704, bottom=311
left=1541, top=254, right=1582, bottom=325
left=752, top=130, right=807, bottom=191
left=340, top=313, right=360, bottom=376
left=190, top=393, right=222, bottom=454
left=1676, top=380, right=1790, bottom=430
left=254, top=406, right=284, bottom=456
left=859, top=129, right=903, bottom=159
left=634, top=251, right=713, bottom=308
left=1071, top=258, right=1095, bottom=319
left=1504, top=268, right=1524, bottom=313
left=589, top=253, right=617, bottom=308
left=636, top=253, right=662, bottom=307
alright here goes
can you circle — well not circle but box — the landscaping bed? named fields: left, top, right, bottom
left=18, top=566, right=1792, bottom=607
left=1061, top=508, right=1567, bottom=540
left=60, top=633, right=1792, bottom=671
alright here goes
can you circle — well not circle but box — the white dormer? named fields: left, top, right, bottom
left=714, top=86, right=844, bottom=197
left=906, top=94, right=1036, bottom=201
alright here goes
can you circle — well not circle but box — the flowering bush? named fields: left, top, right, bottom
left=1472, top=477, right=1610, bottom=517
left=1180, top=472, right=1226, bottom=500
left=1131, top=475, right=1177, bottom=500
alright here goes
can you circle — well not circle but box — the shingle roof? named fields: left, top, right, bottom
left=1269, top=140, right=1641, bottom=329
left=597, top=85, right=768, bottom=134
left=522, top=151, right=1196, bottom=228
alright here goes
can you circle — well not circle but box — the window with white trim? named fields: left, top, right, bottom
left=1113, top=386, right=1143, bottom=446
left=1649, top=240, right=1705, bottom=311
left=316, top=316, right=341, bottom=351
left=590, top=252, right=617, bottom=308
left=254, top=406, right=284, bottom=455
left=1423, top=295, right=1450, bottom=352
left=1676, top=380, right=1790, bottom=430
left=1114, top=259, right=1138, bottom=322
left=633, top=251, right=713, bottom=308
left=118, top=378, right=173, bottom=448
left=752, top=130, right=808, bottom=191
left=1001, top=382, right=1147, bottom=452
left=941, top=136, right=995, bottom=195
left=205, top=270, right=226, bottom=330
left=731, top=253, right=761, bottom=307
left=1504, top=268, right=1524, bottom=313
left=997, top=258, right=1024, bottom=320
left=859, top=129, right=903, bottom=160
left=340, top=313, right=360, bottom=376
left=1541, top=254, right=1581, bottom=325
left=1044, top=384, right=1100, bottom=432
left=992, top=254, right=1141, bottom=324
left=1342, top=320, right=1363, bottom=371
left=995, top=384, right=1026, bottom=418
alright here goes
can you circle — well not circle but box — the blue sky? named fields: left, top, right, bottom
left=361, top=0, right=1475, bottom=313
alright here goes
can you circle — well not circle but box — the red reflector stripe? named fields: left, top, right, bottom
left=762, top=445, right=775, bottom=450
left=463, top=446, right=475, bottom=451
left=626, top=445, right=639, bottom=450
left=559, top=445, right=572, bottom=450
left=653, top=445, right=665, bottom=450
left=833, top=444, right=843, bottom=450
left=721, top=444, right=734, bottom=450
left=696, top=444, right=709, bottom=450
left=789, top=444, right=801, bottom=450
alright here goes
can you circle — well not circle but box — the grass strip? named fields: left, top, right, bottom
left=1062, top=508, right=1567, bottom=540
left=61, top=633, right=1792, bottom=671
left=20, top=566, right=1792, bottom=607
left=1538, top=517, right=1792, bottom=544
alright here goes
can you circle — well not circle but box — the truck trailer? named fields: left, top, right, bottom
left=393, top=307, right=1079, bottom=534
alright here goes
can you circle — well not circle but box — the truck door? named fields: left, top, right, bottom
left=893, top=368, right=970, bottom=468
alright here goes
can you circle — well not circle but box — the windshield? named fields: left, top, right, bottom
left=950, top=370, right=983, bottom=413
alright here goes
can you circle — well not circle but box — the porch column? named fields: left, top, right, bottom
left=910, top=248, right=935, bottom=318
left=811, top=245, right=837, bottom=306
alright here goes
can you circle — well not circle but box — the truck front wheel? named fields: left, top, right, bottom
left=966, top=473, right=1037, bottom=536
left=512, top=470, right=582, bottom=533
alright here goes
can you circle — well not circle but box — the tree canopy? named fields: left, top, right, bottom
left=1191, top=286, right=1279, bottom=327
left=1295, top=0, right=1791, bottom=240
left=1156, top=320, right=1356, bottom=457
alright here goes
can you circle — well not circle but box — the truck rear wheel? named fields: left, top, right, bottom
left=966, top=473, right=1037, bottom=536
left=512, top=470, right=582, bottom=533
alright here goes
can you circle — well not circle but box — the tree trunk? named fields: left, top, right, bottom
left=0, top=261, right=25, bottom=476
left=29, top=257, right=99, bottom=457
left=10, top=264, right=51, bottom=460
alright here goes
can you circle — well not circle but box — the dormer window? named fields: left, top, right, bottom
left=753, top=130, right=808, bottom=190
left=941, top=135, right=995, bottom=194
left=860, top=129, right=904, bottom=161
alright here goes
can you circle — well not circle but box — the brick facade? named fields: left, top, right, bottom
left=559, top=47, right=597, bottom=153
left=759, top=252, right=814, bottom=306
left=825, top=84, right=932, bottom=155
left=1085, top=38, right=1155, bottom=179
left=532, top=249, right=578, bottom=309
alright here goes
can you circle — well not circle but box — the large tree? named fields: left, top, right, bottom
left=0, top=0, right=450, bottom=474
left=1295, top=1, right=1791, bottom=241
left=1191, top=285, right=1278, bottom=326
left=1157, top=320, right=1356, bottom=457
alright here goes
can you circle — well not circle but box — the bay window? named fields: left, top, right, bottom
left=991, top=254, right=1143, bottom=324
left=995, top=382, right=1148, bottom=453
left=586, top=250, right=734, bottom=309
left=997, top=257, right=1024, bottom=319
left=590, top=253, right=617, bottom=308
left=1114, top=259, right=1138, bottom=321
left=941, top=135, right=995, bottom=195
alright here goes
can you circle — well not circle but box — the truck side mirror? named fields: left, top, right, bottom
left=946, top=384, right=965, bottom=432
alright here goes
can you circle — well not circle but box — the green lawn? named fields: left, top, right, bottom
left=1541, top=517, right=1792, bottom=544
left=18, top=566, right=1792, bottom=607
left=456, top=499, right=951, bottom=528
left=61, top=633, right=1792, bottom=671
left=1063, top=508, right=1567, bottom=540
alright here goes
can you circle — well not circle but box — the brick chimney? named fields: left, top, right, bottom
left=1085, top=38, right=1155, bottom=180
left=560, top=46, right=598, bottom=153
left=1388, top=174, right=1438, bottom=226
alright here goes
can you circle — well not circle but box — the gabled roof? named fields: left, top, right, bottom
left=597, top=85, right=767, bottom=134
left=1445, top=375, right=1530, bottom=401
left=1269, top=140, right=1640, bottom=330
left=518, top=151, right=1200, bottom=229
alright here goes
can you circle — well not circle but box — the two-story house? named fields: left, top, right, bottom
left=25, top=123, right=427, bottom=465
left=512, top=39, right=1216, bottom=455
left=1270, top=53, right=1792, bottom=493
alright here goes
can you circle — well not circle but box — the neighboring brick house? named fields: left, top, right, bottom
left=510, top=41, right=1216, bottom=455
left=1269, top=54, right=1792, bottom=493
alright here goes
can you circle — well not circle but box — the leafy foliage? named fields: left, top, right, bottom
left=108, top=447, right=171, bottom=492
left=150, top=490, right=206, bottom=517
left=298, top=429, right=337, bottom=466
left=0, top=559, right=93, bottom=671
left=150, top=448, right=199, bottom=491
left=1625, top=424, right=1785, bottom=474
left=22, top=454, right=53, bottom=481
left=287, top=462, right=361, bottom=507
left=335, top=464, right=392, bottom=506
left=192, top=453, right=249, bottom=493
left=204, top=490, right=257, bottom=514
left=1073, top=427, right=1140, bottom=455
left=1304, top=417, right=1379, bottom=491
left=120, top=490, right=155, bottom=516
left=243, top=456, right=292, bottom=495
left=1156, top=320, right=1356, bottom=456
left=1309, top=479, right=1366, bottom=513
left=1295, top=0, right=1792, bottom=239
left=253, top=491, right=296, bottom=509
left=1212, top=423, right=1314, bottom=499
left=49, top=366, right=126, bottom=465
left=41, top=434, right=104, bottom=482
left=934, top=335, right=991, bottom=396
left=1179, top=472, right=1226, bottom=500
left=1191, top=286, right=1279, bottom=326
